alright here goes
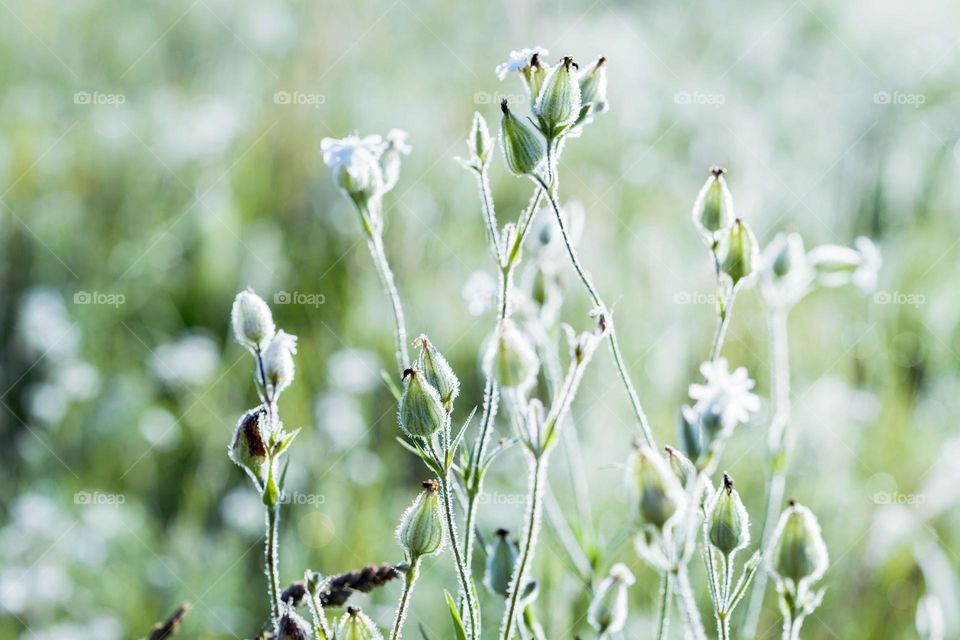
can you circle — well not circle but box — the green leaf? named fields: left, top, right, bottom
left=443, top=590, right=468, bottom=640
left=418, top=624, right=437, bottom=640
left=381, top=369, right=402, bottom=401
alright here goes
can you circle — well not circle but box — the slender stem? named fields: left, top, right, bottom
left=709, top=289, right=736, bottom=362
left=656, top=571, right=674, bottom=640
left=390, top=558, right=421, bottom=640
left=438, top=471, right=478, bottom=638
left=474, top=169, right=502, bottom=262
left=675, top=564, right=707, bottom=640
left=305, top=586, right=331, bottom=640
left=500, top=457, right=545, bottom=640
left=742, top=309, right=791, bottom=638
left=265, top=503, right=281, bottom=628
left=534, top=175, right=656, bottom=448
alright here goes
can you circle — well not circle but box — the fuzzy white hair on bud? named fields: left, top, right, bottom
left=232, top=289, right=275, bottom=351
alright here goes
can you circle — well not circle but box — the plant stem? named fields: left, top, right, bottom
left=656, top=571, right=674, bottom=640
left=265, top=503, right=282, bottom=628
left=438, top=471, right=478, bottom=639
left=709, top=289, right=736, bottom=362
left=500, top=456, right=545, bottom=640
left=675, top=565, right=707, bottom=640
left=305, top=585, right=330, bottom=640
left=742, top=309, right=791, bottom=638
left=534, top=176, right=656, bottom=448
left=389, top=558, right=421, bottom=640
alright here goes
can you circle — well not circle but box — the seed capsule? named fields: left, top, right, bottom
left=578, top=56, right=608, bottom=114
left=707, top=473, right=750, bottom=555
left=534, top=56, right=582, bottom=135
left=397, top=368, right=446, bottom=438
left=587, top=563, right=635, bottom=634
left=771, top=501, right=829, bottom=588
left=720, top=218, right=759, bottom=287
left=414, top=335, right=460, bottom=410
left=228, top=406, right=269, bottom=485
left=499, top=100, right=545, bottom=177
left=231, top=289, right=275, bottom=351
left=489, top=319, right=540, bottom=392
left=484, top=528, right=518, bottom=597
left=627, top=443, right=685, bottom=532
left=397, top=480, right=445, bottom=559
left=337, top=606, right=383, bottom=640
left=692, top=167, right=734, bottom=242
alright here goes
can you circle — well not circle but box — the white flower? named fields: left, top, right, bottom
left=320, top=134, right=385, bottom=197
left=688, top=358, right=760, bottom=433
left=384, top=129, right=411, bottom=155
left=760, top=232, right=814, bottom=308
left=806, top=236, right=881, bottom=293
left=587, top=563, right=635, bottom=634
left=852, top=236, right=881, bottom=292
left=263, top=330, right=298, bottom=396
left=461, top=270, right=497, bottom=316
left=380, top=129, right=411, bottom=192
left=495, top=46, right=549, bottom=79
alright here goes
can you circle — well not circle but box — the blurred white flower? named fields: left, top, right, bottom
left=385, top=129, right=411, bottom=155
left=807, top=236, right=882, bottom=293
left=151, top=332, right=220, bottom=387
left=314, top=391, right=366, bottom=450
left=461, top=270, right=497, bottom=316
left=495, top=47, right=548, bottom=79
left=138, top=407, right=180, bottom=450
left=18, top=287, right=79, bottom=359
left=320, top=134, right=385, bottom=197
left=688, top=358, right=760, bottom=432
left=327, top=348, right=382, bottom=394
left=852, top=236, right=881, bottom=292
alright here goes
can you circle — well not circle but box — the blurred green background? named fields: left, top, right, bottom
left=1, top=0, right=958, bottom=638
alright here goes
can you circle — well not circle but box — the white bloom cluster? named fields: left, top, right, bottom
left=688, top=357, right=761, bottom=434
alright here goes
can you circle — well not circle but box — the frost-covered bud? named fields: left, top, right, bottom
left=587, top=563, right=635, bottom=635
left=231, top=289, right=275, bottom=351
left=277, top=605, right=312, bottom=640
left=263, top=330, right=298, bottom=396
left=707, top=473, right=750, bottom=556
left=677, top=405, right=704, bottom=464
left=664, top=445, right=696, bottom=488
left=484, top=528, right=518, bottom=597
left=397, top=367, right=446, bottom=438
left=379, top=129, right=410, bottom=193
left=525, top=52, right=549, bottom=100
left=320, top=134, right=385, bottom=204
left=534, top=56, right=582, bottom=135
left=770, top=501, right=829, bottom=589
left=578, top=56, right=608, bottom=114
left=495, top=48, right=549, bottom=97
left=228, top=406, right=269, bottom=485
left=627, top=443, right=685, bottom=532
left=488, top=319, right=539, bottom=392
left=337, top=606, right=382, bottom=640
left=720, top=219, right=759, bottom=287
left=692, top=167, right=734, bottom=242
left=397, top=480, right=444, bottom=559
left=467, top=112, right=492, bottom=170
left=414, top=335, right=460, bottom=410
left=500, top=100, right=545, bottom=176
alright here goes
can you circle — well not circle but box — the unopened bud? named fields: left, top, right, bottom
left=664, top=445, right=696, bottom=488
left=263, top=330, right=298, bottom=396
left=578, top=57, right=608, bottom=114
left=379, top=129, right=411, bottom=193
left=397, top=480, right=444, bottom=559
left=587, top=563, right=635, bottom=635
left=228, top=406, right=269, bottom=485
left=771, top=501, right=829, bottom=588
left=484, top=528, right=518, bottom=597
left=397, top=368, right=446, bottom=438
left=720, top=219, right=759, bottom=287
left=627, top=443, right=685, bottom=532
left=500, top=100, right=545, bottom=176
left=414, top=335, right=460, bottom=410
left=525, top=52, right=548, bottom=100
left=488, top=319, right=540, bottom=391
left=277, top=605, right=312, bottom=640
left=534, top=56, right=582, bottom=136
left=231, top=289, right=275, bottom=350
left=337, top=606, right=382, bottom=640
left=468, top=112, right=492, bottom=169
left=707, top=473, right=750, bottom=555
left=692, top=167, right=734, bottom=242
left=677, top=405, right=704, bottom=464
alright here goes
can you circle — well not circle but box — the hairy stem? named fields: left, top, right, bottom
left=265, top=503, right=282, bottom=628
left=534, top=175, right=656, bottom=448
left=656, top=571, right=674, bottom=640
left=389, top=558, right=421, bottom=640
left=305, top=586, right=330, bottom=640
left=500, top=457, right=545, bottom=640
left=709, top=289, right=736, bottom=362
left=742, top=309, right=791, bottom=638
left=438, top=471, right=478, bottom=638
left=675, top=565, right=707, bottom=640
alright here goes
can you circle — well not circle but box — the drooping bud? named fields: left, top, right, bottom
left=397, top=480, right=445, bottom=559
left=488, top=319, right=540, bottom=392
left=263, top=330, right=298, bottom=397
left=467, top=112, right=491, bottom=169
left=379, top=129, right=411, bottom=193
left=500, top=100, right=546, bottom=176
left=587, top=563, right=635, bottom=635
left=720, top=219, right=759, bottom=287
left=677, top=405, right=704, bottom=464
left=627, top=443, right=686, bottom=532
left=277, top=604, right=312, bottom=640
left=337, top=606, right=382, bottom=640
left=228, top=406, right=269, bottom=485
left=770, top=501, right=829, bottom=588
left=397, top=368, right=446, bottom=438
left=414, top=335, right=460, bottom=410
left=578, top=56, right=608, bottom=114
left=707, top=473, right=750, bottom=556
left=231, top=289, right=275, bottom=351
left=320, top=135, right=385, bottom=206
left=534, top=56, right=582, bottom=136
left=769, top=233, right=805, bottom=280
left=484, top=529, right=519, bottom=597
left=692, top=167, right=734, bottom=242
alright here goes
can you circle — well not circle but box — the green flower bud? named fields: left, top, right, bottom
left=337, top=606, right=382, bottom=640
left=524, top=53, right=548, bottom=101
left=587, top=563, right=635, bottom=634
left=707, top=473, right=750, bottom=556
left=396, top=480, right=445, bottom=559
left=414, top=335, right=460, bottom=409
left=627, top=443, right=685, bottom=532
left=664, top=445, right=696, bottom=488
left=484, top=528, right=518, bottom=597
left=578, top=56, right=608, bottom=114
left=468, top=112, right=491, bottom=169
left=771, top=501, right=829, bottom=588
left=534, top=56, right=582, bottom=136
left=692, top=167, right=734, bottom=242
left=488, top=319, right=540, bottom=391
left=499, top=100, right=545, bottom=176
left=397, top=367, right=446, bottom=438
left=228, top=406, right=269, bottom=486
left=720, top=218, right=759, bottom=287
left=277, top=605, right=312, bottom=640
left=231, top=289, right=275, bottom=351
left=677, top=405, right=704, bottom=464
